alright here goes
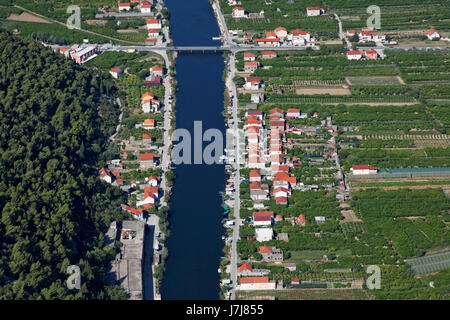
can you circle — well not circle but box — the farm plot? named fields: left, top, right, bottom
left=407, top=251, right=450, bottom=275
left=341, top=222, right=364, bottom=234
left=346, top=76, right=403, bottom=86
left=296, top=87, right=351, bottom=95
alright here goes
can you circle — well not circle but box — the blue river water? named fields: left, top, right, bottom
left=161, top=0, right=226, bottom=299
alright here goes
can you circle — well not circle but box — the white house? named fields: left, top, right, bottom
left=109, top=68, right=123, bottom=79
left=232, top=7, right=245, bottom=18
left=347, top=50, right=362, bottom=60
left=99, top=168, right=112, bottom=184
left=118, top=3, right=131, bottom=11
left=350, top=164, right=378, bottom=175
left=306, top=7, right=324, bottom=16
left=286, top=108, right=301, bottom=119
left=244, top=77, right=262, bottom=90
left=256, top=228, right=273, bottom=242
left=253, top=211, right=274, bottom=226
left=275, top=27, right=287, bottom=39
left=243, top=52, right=256, bottom=61
left=427, top=28, right=440, bottom=40
left=147, top=19, right=162, bottom=29
left=140, top=0, right=152, bottom=13
left=251, top=93, right=265, bottom=103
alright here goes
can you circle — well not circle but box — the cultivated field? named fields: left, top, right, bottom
left=7, top=12, right=50, bottom=24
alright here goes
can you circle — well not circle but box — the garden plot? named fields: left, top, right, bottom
left=346, top=76, right=403, bottom=86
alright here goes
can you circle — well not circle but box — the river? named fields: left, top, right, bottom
left=160, top=0, right=226, bottom=299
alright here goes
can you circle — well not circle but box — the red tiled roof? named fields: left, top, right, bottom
left=240, top=277, right=269, bottom=284
left=244, top=52, right=256, bottom=57
left=237, top=263, right=253, bottom=273
left=254, top=38, right=280, bottom=42
left=259, top=246, right=272, bottom=254
left=352, top=164, right=378, bottom=170
left=253, top=211, right=274, bottom=222
left=140, top=153, right=154, bottom=161
left=249, top=169, right=260, bottom=177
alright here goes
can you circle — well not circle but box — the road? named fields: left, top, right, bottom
left=334, top=13, right=352, bottom=50
left=108, top=97, right=123, bottom=142
left=227, top=52, right=241, bottom=300
left=95, top=12, right=154, bottom=18
left=212, top=0, right=232, bottom=46
left=157, top=51, right=174, bottom=208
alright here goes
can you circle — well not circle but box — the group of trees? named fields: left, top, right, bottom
left=0, top=31, right=127, bottom=299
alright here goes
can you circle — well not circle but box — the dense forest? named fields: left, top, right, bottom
left=0, top=31, right=126, bottom=299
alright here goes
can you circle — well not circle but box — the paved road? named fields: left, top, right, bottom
left=95, top=12, right=154, bottom=18
left=212, top=0, right=232, bottom=46
left=157, top=51, right=173, bottom=208
left=227, top=52, right=241, bottom=300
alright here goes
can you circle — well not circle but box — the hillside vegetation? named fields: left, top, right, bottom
left=0, top=31, right=126, bottom=299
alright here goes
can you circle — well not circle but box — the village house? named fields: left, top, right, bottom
left=99, top=168, right=113, bottom=184
left=298, top=214, right=306, bottom=226
left=427, top=28, right=440, bottom=40
left=346, top=30, right=357, bottom=37
left=249, top=169, right=261, bottom=182
left=147, top=19, right=162, bottom=29
left=250, top=182, right=270, bottom=201
left=250, top=93, right=265, bottom=103
left=254, top=37, right=280, bottom=47
left=259, top=246, right=284, bottom=262
left=150, top=65, right=164, bottom=77
left=270, top=107, right=284, bottom=118
left=364, top=49, right=378, bottom=60
left=306, top=7, right=324, bottom=16
left=139, top=153, right=154, bottom=168
left=289, top=29, right=311, bottom=44
left=285, top=263, right=296, bottom=272
left=118, top=2, right=131, bottom=11
left=261, top=51, right=277, bottom=59
left=109, top=68, right=123, bottom=79
left=243, top=52, right=256, bottom=61
left=147, top=175, right=159, bottom=186
left=276, top=233, right=289, bottom=242
left=244, top=61, right=260, bottom=73
left=237, top=263, right=270, bottom=277
left=141, top=92, right=160, bottom=113
left=255, top=228, right=273, bottom=242
left=232, top=7, right=246, bottom=18
left=346, top=50, right=363, bottom=60
left=286, top=108, right=301, bottom=119
left=140, top=0, right=152, bottom=13
left=136, top=188, right=156, bottom=208
left=244, top=76, right=262, bottom=90
left=148, top=29, right=160, bottom=38
left=142, top=133, right=152, bottom=144
left=239, top=277, right=276, bottom=290
left=274, top=26, right=287, bottom=39
left=253, top=211, right=274, bottom=226
left=350, top=164, right=378, bottom=175
left=143, top=118, right=155, bottom=129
